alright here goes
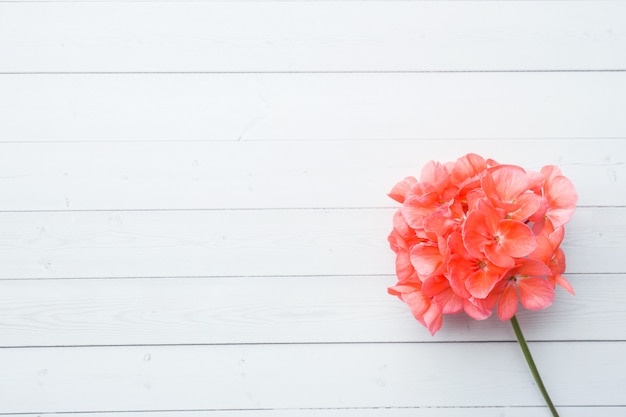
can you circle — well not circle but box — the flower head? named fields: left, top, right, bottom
left=387, top=154, right=577, bottom=334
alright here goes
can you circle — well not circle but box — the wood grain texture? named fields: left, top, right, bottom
left=0, top=139, right=623, bottom=210
left=1, top=73, right=625, bottom=141
left=0, top=275, right=623, bottom=347
left=0, top=207, right=622, bottom=279
left=1, top=1, right=624, bottom=72
left=1, top=0, right=625, bottom=415
left=1, top=342, right=624, bottom=413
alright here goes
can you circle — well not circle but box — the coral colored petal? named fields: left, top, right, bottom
left=518, top=278, right=555, bottom=311
left=423, top=208, right=459, bottom=239
left=493, top=165, right=531, bottom=200
left=548, top=225, right=565, bottom=248
left=403, top=291, right=432, bottom=318
left=508, top=193, right=542, bottom=221
left=484, top=244, right=515, bottom=268
left=466, top=188, right=486, bottom=211
left=400, top=203, right=432, bottom=230
left=497, top=283, right=519, bottom=320
left=451, top=153, right=487, bottom=185
left=529, top=197, right=549, bottom=227
left=405, top=184, right=440, bottom=207
left=462, top=210, right=493, bottom=259
left=541, top=165, right=562, bottom=180
left=544, top=175, right=578, bottom=228
left=482, top=165, right=529, bottom=206
left=394, top=251, right=418, bottom=283
left=481, top=199, right=507, bottom=230
left=420, top=161, right=451, bottom=193
left=410, top=244, right=443, bottom=278
left=511, top=258, right=552, bottom=278
left=555, top=275, right=576, bottom=295
left=526, top=169, right=546, bottom=191
left=547, top=206, right=577, bottom=230
left=447, top=231, right=468, bottom=255
left=466, top=268, right=504, bottom=299
left=388, top=283, right=419, bottom=296
left=421, top=275, right=449, bottom=297
left=498, top=220, right=537, bottom=257
left=447, top=257, right=474, bottom=299
left=434, top=288, right=464, bottom=314
left=387, top=229, right=401, bottom=253
left=529, top=236, right=553, bottom=264
left=388, top=176, right=418, bottom=203
left=388, top=285, right=431, bottom=319
left=549, top=247, right=567, bottom=277
left=420, top=302, right=443, bottom=335
left=464, top=298, right=492, bottom=320
left=392, top=210, right=414, bottom=241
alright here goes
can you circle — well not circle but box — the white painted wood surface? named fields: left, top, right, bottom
left=2, top=73, right=626, bottom=141
left=1, top=1, right=625, bottom=72
left=1, top=1, right=625, bottom=416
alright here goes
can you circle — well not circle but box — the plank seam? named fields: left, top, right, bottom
left=2, top=69, right=626, bottom=75
left=0, top=271, right=622, bottom=281
left=0, top=204, right=619, bottom=214
left=1, top=137, right=625, bottom=144
left=2, top=340, right=625, bottom=350
left=0, top=404, right=623, bottom=416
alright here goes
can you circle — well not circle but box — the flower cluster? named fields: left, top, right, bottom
left=387, top=154, right=578, bottom=335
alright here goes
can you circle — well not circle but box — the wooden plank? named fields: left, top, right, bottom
left=0, top=275, right=623, bottom=347
left=3, top=408, right=625, bottom=417
left=0, top=207, right=621, bottom=279
left=1, top=73, right=625, bottom=142
left=1, top=342, right=624, bottom=412
left=1, top=1, right=624, bottom=72
left=0, top=139, right=622, bottom=210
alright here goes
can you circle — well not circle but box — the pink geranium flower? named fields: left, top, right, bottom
left=386, top=154, right=577, bottom=416
left=481, top=165, right=544, bottom=220
left=530, top=219, right=575, bottom=295
left=539, top=165, right=579, bottom=229
left=462, top=199, right=537, bottom=268
left=387, top=154, right=577, bottom=333
left=447, top=231, right=508, bottom=299
left=491, top=259, right=555, bottom=320
left=388, top=283, right=443, bottom=335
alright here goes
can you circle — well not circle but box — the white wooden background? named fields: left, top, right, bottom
left=0, top=1, right=625, bottom=416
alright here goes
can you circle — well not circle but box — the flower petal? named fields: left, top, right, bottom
left=545, top=178, right=578, bottom=228
left=433, top=287, right=464, bottom=315
left=420, top=160, right=451, bottom=193
left=410, top=243, right=443, bottom=279
left=507, top=192, right=542, bottom=221
left=388, top=176, right=418, bottom=203
left=518, top=278, right=555, bottom=311
left=463, top=298, right=493, bottom=320
left=497, top=282, right=519, bottom=320
left=498, top=219, right=537, bottom=258
left=483, top=243, right=515, bottom=268
left=482, top=165, right=531, bottom=208
left=555, top=275, right=576, bottom=295
left=394, top=250, right=418, bottom=283
left=528, top=235, right=553, bottom=264
left=388, top=284, right=428, bottom=318
left=510, top=258, right=552, bottom=278
left=420, top=302, right=443, bottom=335
left=465, top=267, right=505, bottom=299
left=462, top=209, right=493, bottom=259
left=451, top=153, right=487, bottom=185
left=541, top=166, right=578, bottom=228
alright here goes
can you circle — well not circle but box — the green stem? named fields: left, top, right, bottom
left=510, top=315, right=559, bottom=417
